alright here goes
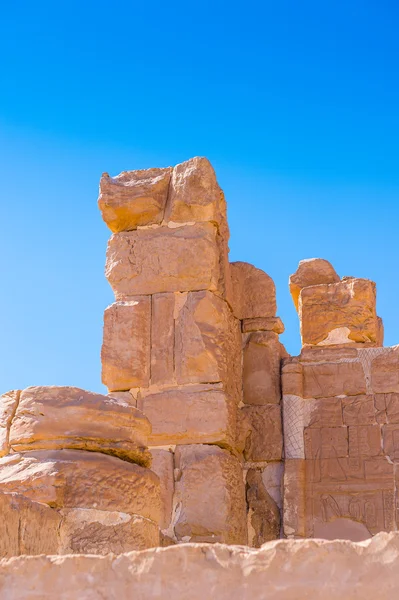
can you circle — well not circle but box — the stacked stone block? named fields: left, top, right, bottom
left=0, top=387, right=161, bottom=556
left=100, top=157, right=286, bottom=546
left=283, top=259, right=396, bottom=541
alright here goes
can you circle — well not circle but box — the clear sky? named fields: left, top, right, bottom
left=1, top=1, right=398, bottom=395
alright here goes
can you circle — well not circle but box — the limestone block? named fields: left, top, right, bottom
left=302, top=361, right=366, bottom=399
left=0, top=390, right=20, bottom=458
left=105, top=223, right=224, bottom=298
left=281, top=358, right=303, bottom=396
left=283, top=459, right=306, bottom=537
left=149, top=449, right=174, bottom=530
left=58, top=509, right=159, bottom=554
left=175, top=291, right=241, bottom=403
left=289, top=258, right=340, bottom=311
left=101, top=299, right=151, bottom=391
left=0, top=450, right=161, bottom=523
left=229, top=261, right=276, bottom=320
left=371, top=346, right=399, bottom=393
left=174, top=445, right=247, bottom=544
left=9, top=386, right=152, bottom=467
left=246, top=469, right=280, bottom=546
left=242, top=317, right=284, bottom=334
left=0, top=491, right=60, bottom=557
left=151, top=293, right=175, bottom=385
left=98, top=167, right=172, bottom=233
left=243, top=331, right=281, bottom=405
left=299, top=278, right=380, bottom=346
left=304, top=427, right=348, bottom=459
left=241, top=405, right=283, bottom=462
left=138, top=386, right=236, bottom=449
left=342, top=395, right=376, bottom=426
left=165, top=157, right=228, bottom=235
left=348, top=425, right=382, bottom=457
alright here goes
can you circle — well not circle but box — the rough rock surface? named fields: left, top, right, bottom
left=98, top=167, right=172, bottom=233
left=9, top=386, right=151, bottom=466
left=230, top=261, right=276, bottom=319
left=0, top=390, right=20, bottom=457
left=289, top=258, right=340, bottom=310
left=1, top=533, right=399, bottom=599
left=243, top=331, right=281, bottom=405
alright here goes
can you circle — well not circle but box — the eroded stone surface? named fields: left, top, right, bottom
left=289, top=258, right=340, bottom=311
left=243, top=332, right=281, bottom=405
left=149, top=449, right=174, bottom=531
left=246, top=469, right=280, bottom=546
left=230, top=262, right=276, bottom=320
left=241, top=405, right=283, bottom=462
left=0, top=390, right=20, bottom=458
left=9, top=386, right=151, bottom=466
left=98, top=167, right=172, bottom=233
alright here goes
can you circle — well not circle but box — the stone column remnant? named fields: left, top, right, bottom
left=99, top=157, right=286, bottom=546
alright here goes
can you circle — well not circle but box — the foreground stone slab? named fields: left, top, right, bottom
left=1, top=533, right=399, bottom=599
left=98, top=167, right=172, bottom=233
left=0, top=450, right=161, bottom=523
left=289, top=258, right=340, bottom=311
left=9, top=386, right=151, bottom=466
left=174, top=445, right=247, bottom=544
left=105, top=222, right=223, bottom=298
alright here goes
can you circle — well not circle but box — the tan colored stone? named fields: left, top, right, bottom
left=174, top=444, right=247, bottom=544
left=9, top=386, right=151, bottom=467
left=243, top=332, right=281, bottom=405
left=229, top=261, right=276, bottom=319
left=0, top=390, right=20, bottom=458
left=282, top=358, right=303, bottom=396
left=299, top=278, right=380, bottom=346
left=302, top=360, right=366, bottom=398
left=108, top=390, right=136, bottom=405
left=261, top=462, right=284, bottom=509
left=105, top=223, right=224, bottom=298
left=149, top=449, right=174, bottom=530
left=246, top=469, right=280, bottom=546
left=58, top=509, right=159, bottom=554
left=371, top=346, right=399, bottom=393
left=342, top=395, right=376, bottom=426
left=299, top=345, right=359, bottom=362
left=175, top=291, right=241, bottom=403
left=242, top=317, right=285, bottom=334
left=283, top=459, right=306, bottom=537
left=241, top=405, right=283, bottom=462
left=382, top=424, right=399, bottom=460
left=165, top=157, right=228, bottom=233
left=98, top=167, right=172, bottom=233
left=348, top=425, right=382, bottom=457
left=306, top=397, right=343, bottom=428
left=151, top=293, right=175, bottom=385
left=289, top=258, right=340, bottom=311
left=0, top=450, right=161, bottom=522
left=102, top=299, right=151, bottom=391
left=304, top=427, right=348, bottom=459
left=138, top=386, right=236, bottom=449
left=0, top=491, right=60, bottom=557
left=385, top=393, right=399, bottom=423
left=3, top=534, right=399, bottom=599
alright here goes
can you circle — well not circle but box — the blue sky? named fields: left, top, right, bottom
left=1, top=1, right=398, bottom=394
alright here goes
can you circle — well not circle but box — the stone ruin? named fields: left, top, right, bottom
left=1, top=157, right=399, bottom=597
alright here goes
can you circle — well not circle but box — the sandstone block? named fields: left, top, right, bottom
left=283, top=459, right=306, bottom=537
left=299, top=278, right=380, bottom=346
left=299, top=345, right=359, bottom=362
left=174, top=445, right=247, bottom=544
left=348, top=425, right=382, bottom=457
left=174, top=291, right=241, bottom=403
left=58, top=509, right=159, bottom=554
left=138, top=386, right=236, bottom=449
left=261, top=462, right=284, bottom=509
left=289, top=258, right=340, bottom=311
left=242, top=316, right=285, bottom=334
left=0, top=390, right=20, bottom=458
left=98, top=167, right=172, bottom=233
left=342, top=395, right=376, bottom=426
left=0, top=450, right=161, bottom=522
left=302, top=360, right=366, bottom=398
left=371, top=346, right=399, bottom=393
left=382, top=425, right=399, bottom=460
left=229, top=261, right=276, bottom=319
left=282, top=358, right=303, bottom=396
left=0, top=491, right=61, bottom=557
left=149, top=449, right=174, bottom=531
left=304, top=427, right=348, bottom=459
left=246, top=469, right=280, bottom=547
left=241, top=405, right=283, bottom=462
left=9, top=386, right=151, bottom=467
left=105, top=222, right=223, bottom=297
left=151, top=293, right=175, bottom=385
left=385, top=393, right=399, bottom=423
left=243, top=331, right=281, bottom=405
left=305, top=397, right=343, bottom=428
left=101, top=299, right=151, bottom=391
left=165, top=157, right=228, bottom=234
